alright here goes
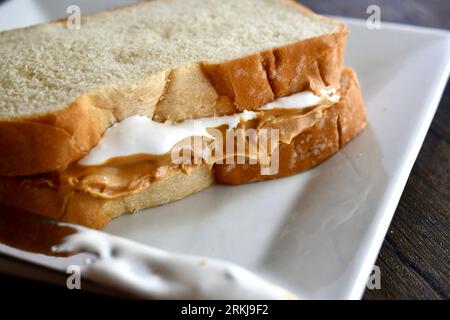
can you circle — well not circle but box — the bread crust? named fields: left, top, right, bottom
left=0, top=71, right=171, bottom=176
left=201, top=32, right=346, bottom=111
left=0, top=2, right=347, bottom=176
left=0, top=166, right=214, bottom=228
left=0, top=68, right=366, bottom=228
left=215, top=68, right=367, bottom=184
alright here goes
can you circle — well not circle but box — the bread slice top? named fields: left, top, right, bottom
left=0, top=0, right=343, bottom=119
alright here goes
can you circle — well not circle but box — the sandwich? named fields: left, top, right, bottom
left=0, top=0, right=366, bottom=228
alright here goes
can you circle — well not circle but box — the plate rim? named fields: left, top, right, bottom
left=0, top=13, right=449, bottom=299
left=341, top=17, right=450, bottom=299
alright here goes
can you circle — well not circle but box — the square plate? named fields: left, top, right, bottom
left=0, top=0, right=449, bottom=299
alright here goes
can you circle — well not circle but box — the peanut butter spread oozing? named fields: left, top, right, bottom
left=35, top=104, right=333, bottom=199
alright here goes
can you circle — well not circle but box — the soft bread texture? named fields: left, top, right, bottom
left=0, top=68, right=366, bottom=228
left=0, top=0, right=347, bottom=176
left=0, top=166, right=214, bottom=228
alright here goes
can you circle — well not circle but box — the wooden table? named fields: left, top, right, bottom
left=0, top=0, right=448, bottom=300
left=300, top=0, right=449, bottom=300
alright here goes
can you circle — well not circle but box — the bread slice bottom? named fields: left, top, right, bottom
left=0, top=68, right=366, bottom=228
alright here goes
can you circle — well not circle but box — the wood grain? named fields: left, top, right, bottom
left=300, top=0, right=450, bottom=300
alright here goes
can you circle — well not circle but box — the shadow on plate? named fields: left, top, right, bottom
left=259, top=125, right=388, bottom=298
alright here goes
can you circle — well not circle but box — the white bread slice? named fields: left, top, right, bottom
left=0, top=68, right=366, bottom=228
left=0, top=0, right=347, bottom=176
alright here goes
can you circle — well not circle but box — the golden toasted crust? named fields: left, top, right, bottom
left=0, top=68, right=366, bottom=229
left=215, top=68, right=367, bottom=184
left=0, top=7, right=347, bottom=176
left=201, top=32, right=346, bottom=111
left=0, top=71, right=171, bottom=176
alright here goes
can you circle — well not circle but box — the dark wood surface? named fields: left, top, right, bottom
left=300, top=0, right=450, bottom=300
left=0, top=0, right=448, bottom=300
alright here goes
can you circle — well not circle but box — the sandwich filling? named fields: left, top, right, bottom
left=32, top=89, right=340, bottom=199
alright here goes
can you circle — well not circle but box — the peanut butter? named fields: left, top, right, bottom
left=36, top=104, right=332, bottom=199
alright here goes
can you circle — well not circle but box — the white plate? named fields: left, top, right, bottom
left=0, top=0, right=449, bottom=300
